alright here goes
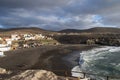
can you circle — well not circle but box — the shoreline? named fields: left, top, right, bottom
left=0, top=44, right=99, bottom=77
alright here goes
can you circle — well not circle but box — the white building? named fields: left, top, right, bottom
left=0, top=51, right=4, bottom=57
left=35, top=34, right=45, bottom=39
left=0, top=46, right=11, bottom=52
left=5, top=38, right=12, bottom=45
left=39, top=34, right=45, bottom=39
left=0, top=46, right=11, bottom=57
left=0, top=44, right=7, bottom=47
left=24, top=34, right=35, bottom=40
left=0, top=42, right=11, bottom=52
left=0, top=38, right=12, bottom=52
left=0, top=44, right=10, bottom=52
left=23, top=44, right=29, bottom=48
left=11, top=34, right=21, bottom=41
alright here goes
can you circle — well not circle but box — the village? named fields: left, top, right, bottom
left=0, top=33, right=59, bottom=56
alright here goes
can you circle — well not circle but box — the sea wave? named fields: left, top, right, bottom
left=72, top=46, right=120, bottom=79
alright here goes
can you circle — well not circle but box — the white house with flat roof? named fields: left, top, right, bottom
left=11, top=34, right=21, bottom=41
left=0, top=37, right=12, bottom=53
left=23, top=34, right=36, bottom=40
left=0, top=46, right=11, bottom=52
left=5, top=38, right=12, bottom=45
left=0, top=51, right=4, bottom=57
left=35, top=34, right=45, bottom=39
left=0, top=44, right=11, bottom=57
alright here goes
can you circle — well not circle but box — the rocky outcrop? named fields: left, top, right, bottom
left=0, top=69, right=92, bottom=80
left=5, top=70, right=64, bottom=80
left=53, top=33, right=120, bottom=46
left=0, top=68, right=7, bottom=74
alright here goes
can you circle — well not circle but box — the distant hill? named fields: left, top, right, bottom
left=0, top=27, right=56, bottom=36
left=0, top=27, right=120, bottom=46
left=59, top=29, right=83, bottom=33
left=60, top=27, right=120, bottom=33
left=0, top=27, right=120, bottom=34
left=0, top=27, right=50, bottom=32
left=0, top=27, right=120, bottom=37
left=55, top=27, right=120, bottom=46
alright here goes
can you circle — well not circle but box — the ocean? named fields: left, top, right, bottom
left=72, top=46, right=120, bottom=80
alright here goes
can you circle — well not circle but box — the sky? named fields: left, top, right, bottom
left=0, top=0, right=120, bottom=31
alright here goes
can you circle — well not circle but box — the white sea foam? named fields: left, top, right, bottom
left=109, top=47, right=120, bottom=52
left=72, top=46, right=120, bottom=79
left=71, top=66, right=84, bottom=77
left=80, top=46, right=120, bottom=62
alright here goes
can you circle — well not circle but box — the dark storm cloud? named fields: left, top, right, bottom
left=0, top=0, right=69, bottom=9
left=0, top=0, right=120, bottom=30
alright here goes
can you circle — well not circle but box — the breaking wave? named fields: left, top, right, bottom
left=72, top=46, right=120, bottom=80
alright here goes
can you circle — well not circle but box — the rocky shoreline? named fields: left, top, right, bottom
left=0, top=44, right=98, bottom=79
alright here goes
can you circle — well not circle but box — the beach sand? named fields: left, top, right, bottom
left=0, top=44, right=98, bottom=77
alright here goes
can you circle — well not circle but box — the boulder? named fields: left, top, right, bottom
left=8, top=70, right=58, bottom=80
left=0, top=68, right=7, bottom=74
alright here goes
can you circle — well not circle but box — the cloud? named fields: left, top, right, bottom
left=0, top=0, right=70, bottom=9
left=0, top=0, right=120, bottom=30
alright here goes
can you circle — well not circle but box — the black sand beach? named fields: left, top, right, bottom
left=0, top=44, right=98, bottom=76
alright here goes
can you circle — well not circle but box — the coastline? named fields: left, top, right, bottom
left=0, top=44, right=99, bottom=77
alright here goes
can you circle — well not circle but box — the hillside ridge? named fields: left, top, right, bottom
left=60, top=27, right=120, bottom=33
